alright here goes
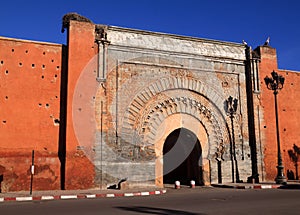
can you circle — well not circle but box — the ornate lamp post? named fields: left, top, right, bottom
left=264, top=70, right=287, bottom=184
left=225, top=96, right=240, bottom=183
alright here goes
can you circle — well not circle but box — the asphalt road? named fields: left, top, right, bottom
left=1, top=187, right=300, bottom=215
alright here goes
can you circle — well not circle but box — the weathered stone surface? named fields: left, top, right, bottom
left=67, top=20, right=252, bottom=187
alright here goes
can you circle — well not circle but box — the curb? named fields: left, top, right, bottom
left=0, top=189, right=167, bottom=203
left=211, top=184, right=281, bottom=189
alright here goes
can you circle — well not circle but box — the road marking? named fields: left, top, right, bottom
left=141, top=192, right=150, bottom=196
left=41, top=196, right=55, bottom=200
left=0, top=189, right=167, bottom=202
left=16, top=197, right=33, bottom=201
left=261, top=185, right=272, bottom=189
left=124, top=193, right=134, bottom=197
left=60, top=195, right=78, bottom=199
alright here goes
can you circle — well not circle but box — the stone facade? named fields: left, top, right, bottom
left=0, top=13, right=299, bottom=191
left=67, top=18, right=252, bottom=188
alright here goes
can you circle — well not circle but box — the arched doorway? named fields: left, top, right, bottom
left=163, top=128, right=203, bottom=185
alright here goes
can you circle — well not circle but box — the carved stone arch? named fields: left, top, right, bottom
left=123, top=76, right=225, bottom=117
left=119, top=76, right=229, bottom=162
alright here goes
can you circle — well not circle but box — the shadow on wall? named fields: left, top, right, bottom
left=57, top=45, right=68, bottom=190
left=287, top=144, right=300, bottom=180
left=0, top=174, right=3, bottom=193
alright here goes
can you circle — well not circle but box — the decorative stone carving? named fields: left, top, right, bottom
left=215, top=142, right=226, bottom=161
left=107, top=29, right=246, bottom=61
left=113, top=76, right=231, bottom=162
left=95, top=25, right=109, bottom=42
left=140, top=96, right=213, bottom=135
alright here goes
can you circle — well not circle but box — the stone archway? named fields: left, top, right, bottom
left=154, top=113, right=209, bottom=187
left=115, top=76, right=231, bottom=186
left=119, top=77, right=229, bottom=161
left=163, top=128, right=203, bottom=185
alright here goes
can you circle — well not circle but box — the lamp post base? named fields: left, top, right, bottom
left=275, top=165, right=287, bottom=184
left=275, top=176, right=287, bottom=184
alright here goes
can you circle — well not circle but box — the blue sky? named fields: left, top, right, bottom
left=1, top=0, right=299, bottom=71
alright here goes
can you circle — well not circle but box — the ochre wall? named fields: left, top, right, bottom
left=258, top=45, right=300, bottom=181
left=0, top=20, right=101, bottom=191
left=0, top=37, right=62, bottom=191
left=64, top=20, right=98, bottom=189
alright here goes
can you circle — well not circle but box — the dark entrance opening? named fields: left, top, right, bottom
left=163, top=128, right=203, bottom=185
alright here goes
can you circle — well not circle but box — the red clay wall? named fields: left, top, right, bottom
left=0, top=37, right=62, bottom=191
left=64, top=20, right=98, bottom=189
left=258, top=45, right=300, bottom=181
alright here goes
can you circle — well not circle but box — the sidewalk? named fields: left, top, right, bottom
left=1, top=181, right=299, bottom=203
left=0, top=187, right=167, bottom=203
left=211, top=180, right=300, bottom=190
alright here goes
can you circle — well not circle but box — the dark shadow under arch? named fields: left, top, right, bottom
left=163, top=128, right=203, bottom=185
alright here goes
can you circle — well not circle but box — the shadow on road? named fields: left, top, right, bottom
left=116, top=206, right=205, bottom=215
left=279, top=184, right=300, bottom=189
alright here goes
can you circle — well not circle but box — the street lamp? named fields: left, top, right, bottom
left=264, top=70, right=287, bottom=184
left=225, top=96, right=240, bottom=183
